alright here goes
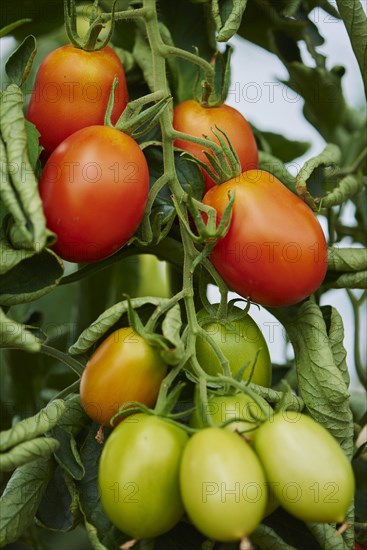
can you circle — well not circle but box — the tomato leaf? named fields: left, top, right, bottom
left=54, top=394, right=88, bottom=436
left=213, top=0, right=249, bottom=42
left=69, top=297, right=170, bottom=356
left=0, top=457, right=54, bottom=546
left=52, top=426, right=85, bottom=481
left=36, top=466, right=79, bottom=532
left=335, top=0, right=367, bottom=98
left=0, top=437, right=59, bottom=472
left=328, top=247, right=367, bottom=272
left=24, top=119, right=42, bottom=172
left=0, top=248, right=63, bottom=306
left=275, top=302, right=354, bottom=458
left=0, top=19, right=32, bottom=38
left=251, top=523, right=298, bottom=549
left=306, top=522, right=349, bottom=550
left=5, top=35, right=37, bottom=86
left=0, top=399, right=65, bottom=452
left=0, top=307, right=41, bottom=352
left=257, top=130, right=311, bottom=163
left=0, top=85, right=47, bottom=250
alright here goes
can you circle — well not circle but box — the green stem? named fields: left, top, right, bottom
left=40, top=345, right=84, bottom=377
left=100, top=7, right=148, bottom=22
left=160, top=45, right=215, bottom=91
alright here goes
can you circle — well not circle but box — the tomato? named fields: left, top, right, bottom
left=202, top=170, right=328, bottom=307
left=80, top=328, right=167, bottom=426
left=180, top=428, right=267, bottom=541
left=39, top=125, right=149, bottom=263
left=99, top=413, right=189, bottom=538
left=253, top=411, right=355, bottom=523
left=27, top=44, right=128, bottom=157
left=173, top=99, right=258, bottom=192
left=194, top=307, right=272, bottom=387
left=190, top=392, right=273, bottom=439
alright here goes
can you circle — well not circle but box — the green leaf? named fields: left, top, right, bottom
left=275, top=302, right=354, bottom=458
left=284, top=64, right=347, bottom=142
left=258, top=151, right=297, bottom=193
left=69, top=296, right=170, bottom=356
left=320, top=306, right=349, bottom=388
left=161, top=304, right=185, bottom=365
left=133, top=30, right=156, bottom=93
left=158, top=0, right=216, bottom=103
left=336, top=0, right=367, bottom=98
left=54, top=394, right=88, bottom=437
left=0, top=248, right=63, bottom=306
left=0, top=457, right=54, bottom=546
left=0, top=85, right=47, bottom=250
left=0, top=399, right=65, bottom=452
left=328, top=247, right=367, bottom=272
left=0, top=437, right=59, bottom=472
left=212, top=0, right=248, bottom=42
left=258, top=131, right=310, bottom=163
left=36, top=467, right=79, bottom=532
left=25, top=120, right=42, bottom=171
left=5, top=35, right=37, bottom=86
left=295, top=144, right=341, bottom=209
left=306, top=522, right=349, bottom=550
left=0, top=19, right=32, bottom=38
left=52, top=426, right=85, bottom=480
left=324, top=271, right=367, bottom=289
left=0, top=307, right=41, bottom=352
left=251, top=523, right=298, bottom=550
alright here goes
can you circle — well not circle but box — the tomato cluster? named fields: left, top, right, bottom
left=98, top=409, right=354, bottom=542
left=78, top=323, right=354, bottom=543
left=28, top=44, right=147, bottom=263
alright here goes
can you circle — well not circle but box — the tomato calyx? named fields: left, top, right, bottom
left=105, top=78, right=172, bottom=138
left=182, top=125, right=242, bottom=185
left=64, top=0, right=116, bottom=51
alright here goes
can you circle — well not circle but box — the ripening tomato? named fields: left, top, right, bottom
left=190, top=392, right=273, bottom=439
left=27, top=44, right=128, bottom=157
left=173, top=100, right=258, bottom=192
left=98, top=413, right=189, bottom=539
left=194, top=307, right=272, bottom=387
left=80, top=328, right=167, bottom=426
left=253, top=411, right=355, bottom=523
left=39, top=125, right=149, bottom=262
left=202, top=170, right=328, bottom=307
left=180, top=428, right=267, bottom=541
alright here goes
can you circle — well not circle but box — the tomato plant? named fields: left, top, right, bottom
left=180, top=427, right=267, bottom=542
left=202, top=170, right=329, bottom=307
left=254, top=411, right=355, bottom=523
left=173, top=99, right=258, bottom=192
left=27, top=44, right=128, bottom=157
left=195, top=307, right=272, bottom=386
left=80, top=328, right=167, bottom=426
left=98, top=413, right=189, bottom=539
left=39, top=125, right=149, bottom=262
left=1, top=0, right=366, bottom=549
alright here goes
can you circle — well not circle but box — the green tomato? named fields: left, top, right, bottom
left=98, top=413, right=189, bottom=539
left=253, top=411, right=355, bottom=523
left=195, top=307, right=272, bottom=387
left=180, top=428, right=267, bottom=542
left=190, top=392, right=273, bottom=440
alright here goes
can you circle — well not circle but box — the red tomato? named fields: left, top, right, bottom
left=202, top=170, right=328, bottom=307
left=39, top=125, right=149, bottom=263
left=80, top=328, right=168, bottom=426
left=27, top=44, right=128, bottom=157
left=173, top=99, right=258, bottom=192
